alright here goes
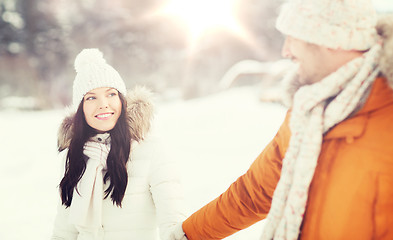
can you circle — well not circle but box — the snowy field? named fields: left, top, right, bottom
left=0, top=85, right=287, bottom=240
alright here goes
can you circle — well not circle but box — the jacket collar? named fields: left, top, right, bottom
left=325, top=77, right=393, bottom=140
left=322, top=14, right=393, bottom=140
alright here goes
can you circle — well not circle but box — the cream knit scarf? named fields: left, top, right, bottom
left=68, top=133, right=111, bottom=237
left=261, top=43, right=382, bottom=240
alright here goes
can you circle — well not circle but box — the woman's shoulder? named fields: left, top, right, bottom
left=127, top=131, right=173, bottom=180
left=131, top=130, right=167, bottom=162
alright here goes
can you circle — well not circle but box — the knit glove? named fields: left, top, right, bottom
left=168, top=222, right=188, bottom=240
left=83, top=139, right=110, bottom=166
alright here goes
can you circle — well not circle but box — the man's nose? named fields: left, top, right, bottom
left=281, top=37, right=291, bottom=58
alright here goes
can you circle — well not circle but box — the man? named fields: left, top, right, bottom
left=179, top=0, right=393, bottom=239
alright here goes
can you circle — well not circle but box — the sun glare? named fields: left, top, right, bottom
left=161, top=0, right=243, bottom=40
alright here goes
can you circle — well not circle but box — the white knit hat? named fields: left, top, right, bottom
left=276, top=0, right=378, bottom=50
left=72, top=48, right=127, bottom=108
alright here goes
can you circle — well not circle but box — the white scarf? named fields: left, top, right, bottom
left=68, top=133, right=110, bottom=235
left=261, top=43, right=382, bottom=240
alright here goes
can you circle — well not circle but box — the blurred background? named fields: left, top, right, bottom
left=1, top=0, right=392, bottom=110
left=1, top=1, right=393, bottom=239
left=0, top=0, right=287, bottom=110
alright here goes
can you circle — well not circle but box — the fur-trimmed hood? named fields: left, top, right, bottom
left=57, top=86, right=154, bottom=151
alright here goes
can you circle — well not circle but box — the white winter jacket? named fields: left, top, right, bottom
left=51, top=87, right=186, bottom=240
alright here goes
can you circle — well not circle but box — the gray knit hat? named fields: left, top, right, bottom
left=276, top=0, right=378, bottom=50
left=72, top=48, right=127, bottom=108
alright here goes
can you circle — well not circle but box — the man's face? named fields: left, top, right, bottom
left=281, top=36, right=332, bottom=85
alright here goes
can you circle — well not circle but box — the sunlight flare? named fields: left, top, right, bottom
left=160, top=0, right=243, bottom=40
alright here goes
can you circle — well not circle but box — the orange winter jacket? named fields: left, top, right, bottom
left=183, top=77, right=393, bottom=240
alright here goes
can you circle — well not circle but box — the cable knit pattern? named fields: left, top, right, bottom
left=52, top=88, right=187, bottom=240
left=52, top=135, right=187, bottom=240
left=72, top=49, right=127, bottom=109
left=276, top=0, right=378, bottom=50
left=261, top=43, right=382, bottom=240
left=68, top=133, right=110, bottom=237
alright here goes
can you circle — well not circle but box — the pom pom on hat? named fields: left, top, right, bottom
left=276, top=0, right=378, bottom=51
left=72, top=48, right=127, bottom=109
left=74, top=48, right=106, bottom=73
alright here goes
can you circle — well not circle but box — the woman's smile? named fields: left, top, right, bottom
left=95, top=112, right=114, bottom=120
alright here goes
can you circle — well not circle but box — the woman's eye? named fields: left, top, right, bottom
left=108, top=92, right=117, bottom=97
left=85, top=96, right=95, bottom=101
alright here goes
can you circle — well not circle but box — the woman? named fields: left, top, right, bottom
left=52, top=48, right=187, bottom=240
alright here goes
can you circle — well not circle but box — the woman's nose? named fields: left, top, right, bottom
left=98, top=98, right=109, bottom=109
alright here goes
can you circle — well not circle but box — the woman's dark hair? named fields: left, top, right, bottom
left=59, top=92, right=131, bottom=207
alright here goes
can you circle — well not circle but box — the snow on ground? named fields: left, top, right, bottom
left=0, top=85, right=287, bottom=240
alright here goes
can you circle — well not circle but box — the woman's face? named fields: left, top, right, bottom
left=83, top=87, right=122, bottom=132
